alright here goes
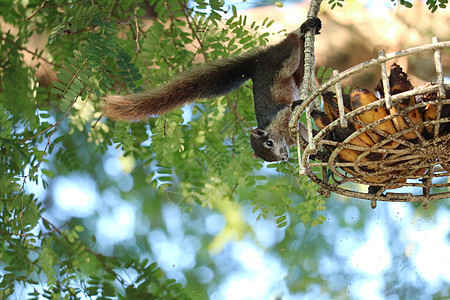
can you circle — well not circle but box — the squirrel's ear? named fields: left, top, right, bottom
left=298, top=123, right=309, bottom=142
left=251, top=128, right=265, bottom=137
left=252, top=152, right=261, bottom=159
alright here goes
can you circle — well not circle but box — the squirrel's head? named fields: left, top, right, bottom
left=250, top=128, right=289, bottom=162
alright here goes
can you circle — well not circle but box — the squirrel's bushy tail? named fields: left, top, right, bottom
left=103, top=53, right=257, bottom=121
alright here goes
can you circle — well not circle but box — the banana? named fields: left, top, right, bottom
left=423, top=102, right=449, bottom=138
left=350, top=88, right=399, bottom=149
left=368, top=177, right=407, bottom=193
left=311, top=109, right=385, bottom=177
left=375, top=64, right=422, bottom=140
left=352, top=123, right=376, bottom=146
left=390, top=101, right=422, bottom=140
left=310, top=110, right=336, bottom=160
left=311, top=109, right=385, bottom=161
left=322, top=91, right=352, bottom=110
left=312, top=103, right=395, bottom=184
left=424, top=103, right=437, bottom=136
left=311, top=109, right=332, bottom=131
left=322, top=96, right=338, bottom=121
left=311, top=109, right=348, bottom=148
left=322, top=92, right=351, bottom=120
left=322, top=92, right=377, bottom=147
left=340, top=150, right=386, bottom=172
left=334, top=124, right=375, bottom=150
left=416, top=84, right=450, bottom=138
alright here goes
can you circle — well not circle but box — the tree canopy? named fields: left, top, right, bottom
left=0, top=0, right=449, bottom=299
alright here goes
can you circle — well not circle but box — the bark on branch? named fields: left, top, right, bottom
left=289, top=0, right=323, bottom=172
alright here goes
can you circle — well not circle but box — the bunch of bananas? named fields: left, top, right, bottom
left=311, top=64, right=450, bottom=193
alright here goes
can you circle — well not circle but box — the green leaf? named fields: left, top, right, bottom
left=53, top=81, right=68, bottom=91
left=42, top=169, right=55, bottom=178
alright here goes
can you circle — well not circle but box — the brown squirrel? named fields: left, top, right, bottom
left=103, top=18, right=321, bottom=162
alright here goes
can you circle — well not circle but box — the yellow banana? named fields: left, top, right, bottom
left=311, top=110, right=384, bottom=160
left=311, top=110, right=331, bottom=130
left=390, top=103, right=422, bottom=140
left=350, top=88, right=399, bottom=149
left=424, top=103, right=437, bottom=136
left=322, top=92, right=377, bottom=147
left=384, top=64, right=422, bottom=140
left=312, top=109, right=385, bottom=176
left=416, top=85, right=450, bottom=138
left=352, top=123, right=376, bottom=146
left=322, top=92, right=351, bottom=120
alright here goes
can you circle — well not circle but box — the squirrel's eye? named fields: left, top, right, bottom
left=266, top=140, right=273, bottom=147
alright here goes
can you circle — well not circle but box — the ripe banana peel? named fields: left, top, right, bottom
left=322, top=91, right=351, bottom=120
left=375, top=63, right=422, bottom=140
left=311, top=110, right=384, bottom=160
left=311, top=109, right=331, bottom=131
left=416, top=83, right=450, bottom=138
left=424, top=104, right=437, bottom=136
left=322, top=92, right=377, bottom=147
left=315, top=91, right=401, bottom=187
left=390, top=99, right=422, bottom=140
left=312, top=109, right=387, bottom=182
left=350, top=88, right=399, bottom=149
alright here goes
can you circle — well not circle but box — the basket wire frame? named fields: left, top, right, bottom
left=293, top=38, right=450, bottom=208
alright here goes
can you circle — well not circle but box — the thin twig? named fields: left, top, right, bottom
left=178, top=0, right=209, bottom=61
left=108, top=0, right=118, bottom=19
left=22, top=47, right=60, bottom=68
left=0, top=34, right=61, bottom=68
left=26, top=0, right=48, bottom=20
left=226, top=97, right=252, bottom=129
left=15, top=98, right=78, bottom=202
left=41, top=217, right=121, bottom=278
left=134, top=5, right=141, bottom=53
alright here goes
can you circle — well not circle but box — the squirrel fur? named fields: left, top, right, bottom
left=103, top=18, right=321, bottom=162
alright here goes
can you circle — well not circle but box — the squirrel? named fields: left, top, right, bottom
left=103, top=18, right=321, bottom=162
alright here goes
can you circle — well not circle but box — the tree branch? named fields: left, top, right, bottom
left=41, top=217, right=121, bottom=280
left=26, top=0, right=48, bottom=20
left=289, top=0, right=323, bottom=172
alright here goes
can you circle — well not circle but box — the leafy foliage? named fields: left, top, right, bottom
left=328, top=0, right=345, bottom=9
left=393, top=0, right=449, bottom=11
left=0, top=0, right=325, bottom=298
left=426, top=0, right=449, bottom=12
left=329, top=0, right=448, bottom=11
left=1, top=0, right=448, bottom=299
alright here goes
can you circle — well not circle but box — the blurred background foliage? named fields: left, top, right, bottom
left=0, top=0, right=449, bottom=299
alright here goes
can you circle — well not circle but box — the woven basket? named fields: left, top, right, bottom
left=294, top=38, right=450, bottom=208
